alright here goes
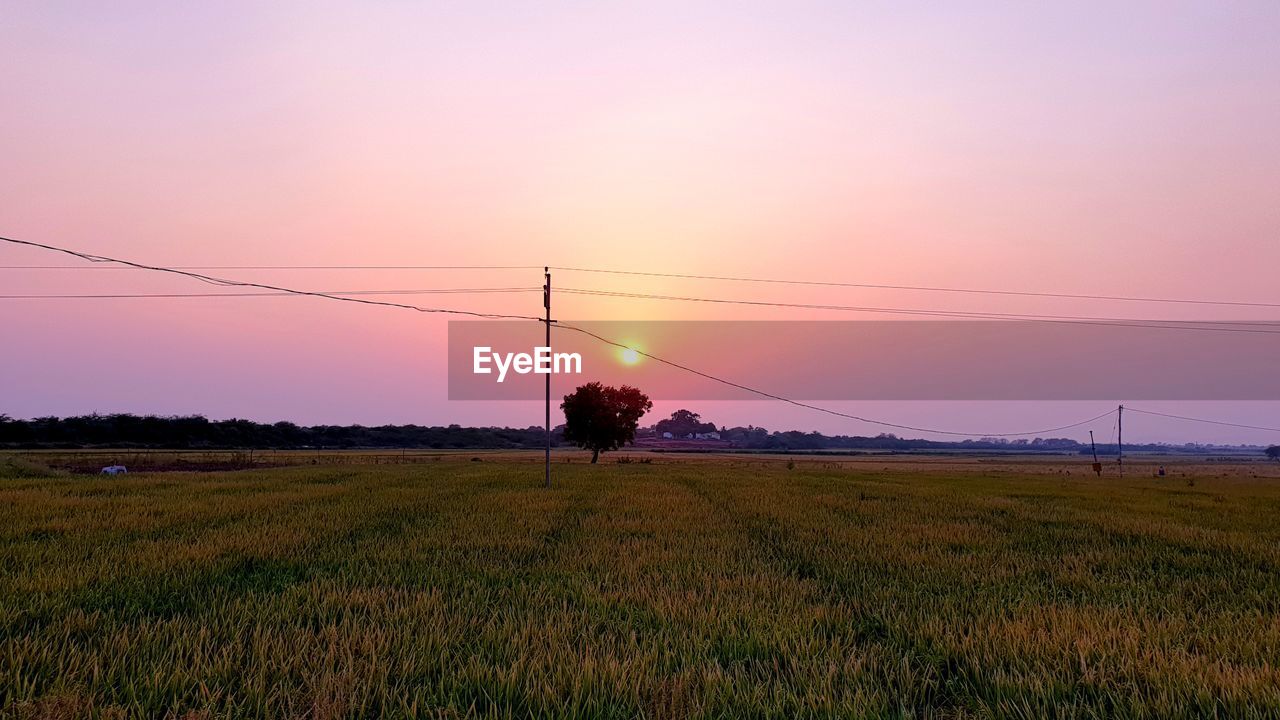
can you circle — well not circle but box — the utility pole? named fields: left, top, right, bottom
left=1117, top=404, right=1124, bottom=478
left=544, top=267, right=551, bottom=489
left=1089, top=430, right=1101, bottom=476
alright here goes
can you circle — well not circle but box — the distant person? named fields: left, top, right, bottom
left=1157, top=465, right=1166, bottom=477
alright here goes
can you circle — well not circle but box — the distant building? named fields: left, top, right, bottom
left=692, top=432, right=721, bottom=440
left=662, top=432, right=674, bottom=439
left=101, top=465, right=128, bottom=475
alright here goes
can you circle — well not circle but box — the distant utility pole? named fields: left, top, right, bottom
left=1090, top=430, right=1101, bottom=476
left=544, top=267, right=552, bottom=489
left=1117, top=404, right=1124, bottom=478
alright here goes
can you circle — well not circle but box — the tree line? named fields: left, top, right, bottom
left=0, top=414, right=558, bottom=449
left=4, top=411, right=1267, bottom=456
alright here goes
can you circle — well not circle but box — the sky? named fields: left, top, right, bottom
left=3, top=1, right=1279, bottom=444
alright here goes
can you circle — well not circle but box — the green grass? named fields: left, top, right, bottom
left=2, top=457, right=1278, bottom=718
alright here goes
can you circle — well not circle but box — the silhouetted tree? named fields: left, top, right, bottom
left=1267, top=445, right=1280, bottom=461
left=655, top=409, right=716, bottom=438
left=560, top=383, right=652, bottom=463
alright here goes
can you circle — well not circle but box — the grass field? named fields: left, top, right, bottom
left=2, top=453, right=1278, bottom=719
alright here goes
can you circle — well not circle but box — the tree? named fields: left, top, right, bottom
left=655, top=409, right=716, bottom=439
left=560, top=383, right=652, bottom=463
left=1267, top=445, right=1280, bottom=461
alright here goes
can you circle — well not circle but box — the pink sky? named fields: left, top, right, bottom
left=3, top=2, right=1279, bottom=443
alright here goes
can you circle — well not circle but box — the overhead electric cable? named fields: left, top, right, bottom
left=0, top=264, right=541, bottom=270
left=559, top=288, right=1280, bottom=335
left=552, top=266, right=1280, bottom=310
left=0, top=288, right=539, bottom=299
left=555, top=322, right=1118, bottom=438
left=0, top=234, right=1147, bottom=439
left=0, top=236, right=543, bottom=321
left=9, top=259, right=1275, bottom=310
left=1124, top=407, right=1280, bottom=433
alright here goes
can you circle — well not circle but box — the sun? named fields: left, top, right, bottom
left=620, top=347, right=641, bottom=365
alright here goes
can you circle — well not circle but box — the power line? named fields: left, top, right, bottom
left=0, top=234, right=1167, bottom=440
left=552, top=266, right=1280, bottom=310
left=0, top=236, right=543, bottom=321
left=0, top=288, right=539, bottom=299
left=559, top=287, right=1280, bottom=335
left=555, top=322, right=1118, bottom=438
left=10, top=259, right=1275, bottom=312
left=1125, top=407, right=1280, bottom=433
left=12, top=283, right=1278, bottom=336
left=0, top=264, right=541, bottom=270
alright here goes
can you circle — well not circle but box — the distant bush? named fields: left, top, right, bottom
left=0, top=457, right=63, bottom=479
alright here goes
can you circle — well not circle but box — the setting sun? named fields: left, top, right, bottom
left=620, top=347, right=641, bottom=365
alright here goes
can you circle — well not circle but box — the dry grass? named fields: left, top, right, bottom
left=2, top=455, right=1278, bottom=718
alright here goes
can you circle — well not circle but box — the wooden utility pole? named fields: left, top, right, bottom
left=1117, top=404, right=1124, bottom=478
left=1090, top=430, right=1101, bottom=476
left=544, top=267, right=551, bottom=489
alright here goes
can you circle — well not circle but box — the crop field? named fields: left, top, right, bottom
left=2, top=453, right=1279, bottom=719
